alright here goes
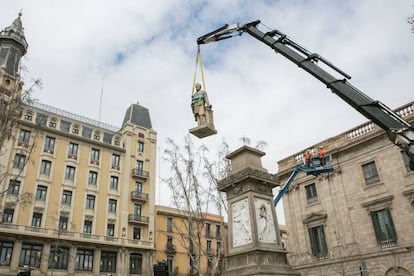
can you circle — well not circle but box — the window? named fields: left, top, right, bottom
left=189, top=239, right=195, bottom=255
left=24, top=113, right=32, bottom=121
left=305, top=183, right=318, bottom=204
left=90, top=148, right=100, bottom=164
left=216, top=225, right=221, bottom=239
left=206, top=223, right=211, bottom=237
left=108, top=199, right=117, bottom=213
left=36, top=113, right=47, bottom=126
left=362, top=161, right=380, bottom=185
left=58, top=216, right=68, bottom=231
left=13, top=153, right=26, bottom=169
left=35, top=185, right=47, bottom=200
left=112, top=154, right=120, bottom=169
left=138, top=141, right=144, bottom=153
left=88, top=171, right=98, bottom=185
left=167, top=217, right=173, bottom=232
left=133, top=227, right=141, bottom=240
left=7, top=180, right=20, bottom=195
left=129, top=253, right=142, bottom=274
left=18, top=129, right=31, bottom=145
left=107, top=223, right=115, bottom=236
left=86, top=195, right=95, bottom=209
left=68, top=142, right=78, bottom=159
left=371, top=208, right=397, bottom=242
left=136, top=160, right=144, bottom=172
left=135, top=181, right=143, bottom=193
left=60, top=121, right=71, bottom=132
left=44, top=136, right=55, bottom=153
left=308, top=225, right=328, bottom=257
left=134, top=204, right=142, bottom=217
left=75, top=249, right=94, bottom=271
left=207, top=240, right=212, bottom=254
left=61, top=190, right=72, bottom=205
left=216, top=241, right=222, bottom=256
left=82, top=127, right=92, bottom=138
left=103, top=133, right=113, bottom=144
left=0, top=241, right=14, bottom=266
left=48, top=246, right=69, bottom=269
left=19, top=243, right=42, bottom=268
left=167, top=255, right=174, bottom=273
left=100, top=251, right=117, bottom=273
left=65, top=166, right=76, bottom=180
left=167, top=236, right=174, bottom=250
left=110, top=176, right=118, bottom=190
left=3, top=208, right=14, bottom=224
left=31, top=213, right=42, bottom=227
left=40, top=160, right=52, bottom=175
left=190, top=259, right=195, bottom=275
left=84, top=220, right=92, bottom=234
left=49, top=119, right=57, bottom=128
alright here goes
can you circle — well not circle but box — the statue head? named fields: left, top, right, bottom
left=195, top=83, right=202, bottom=91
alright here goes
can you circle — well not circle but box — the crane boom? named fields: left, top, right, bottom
left=197, top=20, right=414, bottom=169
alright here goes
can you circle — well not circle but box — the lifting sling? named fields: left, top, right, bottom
left=189, top=47, right=217, bottom=138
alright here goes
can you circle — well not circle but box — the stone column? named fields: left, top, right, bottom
left=10, top=240, right=22, bottom=273
left=218, top=146, right=298, bottom=276
left=67, top=244, right=77, bottom=275
left=40, top=242, right=51, bottom=274
left=93, top=248, right=101, bottom=275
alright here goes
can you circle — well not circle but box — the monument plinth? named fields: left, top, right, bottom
left=218, top=146, right=298, bottom=275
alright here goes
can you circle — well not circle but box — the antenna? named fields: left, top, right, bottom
left=98, top=77, right=104, bottom=121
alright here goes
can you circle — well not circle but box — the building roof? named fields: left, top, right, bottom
left=122, top=103, right=152, bottom=129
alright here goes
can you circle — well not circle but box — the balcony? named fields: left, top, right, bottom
left=131, top=191, right=149, bottom=201
left=0, top=223, right=154, bottom=248
left=131, top=169, right=149, bottom=179
left=380, top=239, right=398, bottom=250
left=128, top=214, right=149, bottom=224
left=67, top=154, right=77, bottom=160
left=165, top=243, right=176, bottom=254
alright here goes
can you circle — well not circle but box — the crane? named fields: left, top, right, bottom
left=197, top=20, right=414, bottom=171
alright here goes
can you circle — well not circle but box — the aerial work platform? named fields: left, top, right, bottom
left=274, top=154, right=334, bottom=206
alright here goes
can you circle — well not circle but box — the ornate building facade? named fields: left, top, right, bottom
left=278, top=102, right=414, bottom=275
left=0, top=14, right=157, bottom=275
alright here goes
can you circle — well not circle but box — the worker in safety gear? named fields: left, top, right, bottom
left=191, top=83, right=211, bottom=126
left=318, top=145, right=326, bottom=166
left=303, top=150, right=312, bottom=168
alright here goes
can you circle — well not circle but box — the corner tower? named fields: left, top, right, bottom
left=0, top=12, right=28, bottom=98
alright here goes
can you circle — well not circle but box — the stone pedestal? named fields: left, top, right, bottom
left=218, top=146, right=298, bottom=276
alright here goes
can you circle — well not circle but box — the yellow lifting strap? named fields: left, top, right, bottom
left=192, top=46, right=206, bottom=95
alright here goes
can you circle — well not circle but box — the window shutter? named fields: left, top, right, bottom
left=308, top=228, right=318, bottom=256
left=385, top=208, right=397, bottom=240
left=371, top=211, right=382, bottom=242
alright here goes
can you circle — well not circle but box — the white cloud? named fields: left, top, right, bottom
left=2, top=0, right=414, bottom=224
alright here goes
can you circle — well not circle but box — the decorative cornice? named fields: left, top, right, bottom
left=218, top=167, right=278, bottom=192
left=303, top=212, right=327, bottom=225
left=361, top=195, right=394, bottom=211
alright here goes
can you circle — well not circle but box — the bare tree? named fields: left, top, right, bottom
left=0, top=75, right=42, bottom=222
left=163, top=136, right=229, bottom=275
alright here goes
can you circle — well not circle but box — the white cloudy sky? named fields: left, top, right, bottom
left=1, top=0, right=413, bottom=223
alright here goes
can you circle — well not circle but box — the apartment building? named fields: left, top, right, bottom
left=0, top=14, right=157, bottom=275
left=155, top=205, right=226, bottom=276
left=277, top=101, right=414, bottom=275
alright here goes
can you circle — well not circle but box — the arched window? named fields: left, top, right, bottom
left=129, top=253, right=142, bottom=274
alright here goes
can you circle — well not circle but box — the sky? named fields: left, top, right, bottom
left=1, top=0, right=413, bottom=224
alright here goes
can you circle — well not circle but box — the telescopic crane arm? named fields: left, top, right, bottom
left=197, top=20, right=414, bottom=170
